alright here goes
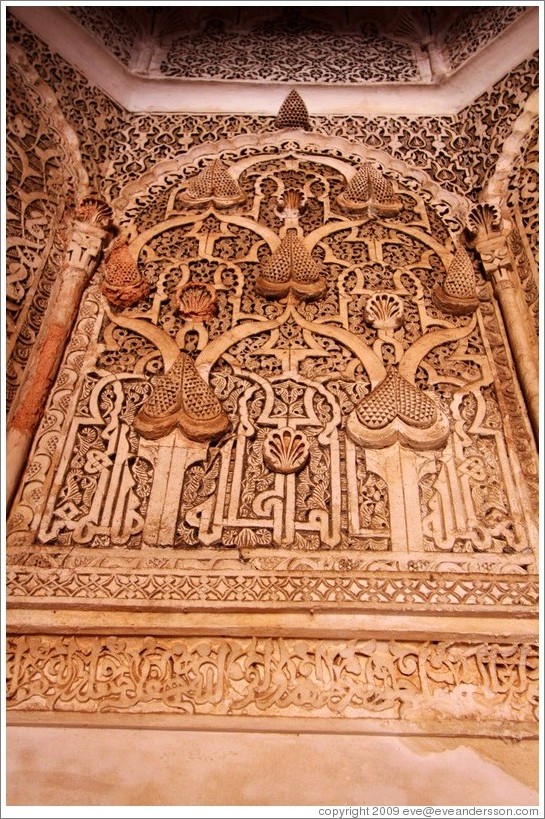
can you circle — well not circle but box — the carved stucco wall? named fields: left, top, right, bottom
left=6, top=17, right=539, bottom=204
left=62, top=5, right=527, bottom=83
left=5, top=14, right=539, bottom=806
left=6, top=42, right=87, bottom=413
left=441, top=5, right=527, bottom=72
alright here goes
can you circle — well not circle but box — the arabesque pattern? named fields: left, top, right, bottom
left=6, top=14, right=538, bottom=737
left=8, top=140, right=537, bottom=563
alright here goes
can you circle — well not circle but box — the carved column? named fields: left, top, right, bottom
left=467, top=204, right=539, bottom=441
left=6, top=195, right=114, bottom=510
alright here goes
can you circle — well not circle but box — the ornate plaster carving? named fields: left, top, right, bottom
left=8, top=136, right=537, bottom=566
left=134, top=353, right=230, bottom=442
left=101, top=235, right=150, bottom=307
left=10, top=7, right=539, bottom=115
left=432, top=245, right=479, bottom=315
left=7, top=635, right=538, bottom=737
left=5, top=39, right=538, bottom=738
left=275, top=90, right=312, bottom=130
left=6, top=42, right=88, bottom=412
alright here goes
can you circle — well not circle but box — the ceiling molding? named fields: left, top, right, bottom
left=11, top=5, right=539, bottom=116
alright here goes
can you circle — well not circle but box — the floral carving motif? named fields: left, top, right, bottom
left=263, top=427, right=310, bottom=474
left=134, top=353, right=230, bottom=442
left=6, top=22, right=538, bottom=567
left=76, top=193, right=114, bottom=228
left=347, top=368, right=450, bottom=451
left=466, top=203, right=502, bottom=240
left=276, top=187, right=307, bottom=220
left=5, top=17, right=538, bottom=745
left=364, top=293, right=404, bottom=330
left=6, top=41, right=86, bottom=410
left=256, top=229, right=326, bottom=300
left=176, top=282, right=218, bottom=322
left=158, top=15, right=421, bottom=84
left=443, top=6, right=527, bottom=72
left=101, top=236, right=150, bottom=307
left=69, top=5, right=143, bottom=66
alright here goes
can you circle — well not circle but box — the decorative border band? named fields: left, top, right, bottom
left=6, top=567, right=538, bottom=613
left=7, top=635, right=538, bottom=737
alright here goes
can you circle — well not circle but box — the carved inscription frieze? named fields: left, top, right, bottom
left=7, top=635, right=538, bottom=735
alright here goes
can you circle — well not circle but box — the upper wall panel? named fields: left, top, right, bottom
left=11, top=5, right=539, bottom=115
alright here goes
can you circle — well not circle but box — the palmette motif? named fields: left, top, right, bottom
left=347, top=367, right=450, bottom=451
left=134, top=353, right=230, bottom=442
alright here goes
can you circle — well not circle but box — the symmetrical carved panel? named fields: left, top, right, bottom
left=159, top=16, right=421, bottom=83
left=62, top=6, right=529, bottom=87
left=7, top=18, right=538, bottom=208
left=9, top=138, right=537, bottom=570
left=6, top=16, right=538, bottom=738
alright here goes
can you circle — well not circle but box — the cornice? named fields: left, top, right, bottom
left=10, top=5, right=539, bottom=116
